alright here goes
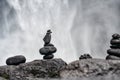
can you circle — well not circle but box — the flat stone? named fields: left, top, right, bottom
left=110, top=45, right=120, bottom=49
left=107, top=49, right=120, bottom=57
left=39, top=47, right=49, bottom=55
left=44, top=43, right=54, bottom=46
left=6, top=55, right=26, bottom=65
left=43, top=54, right=54, bottom=59
left=110, top=39, right=120, bottom=45
left=106, top=55, right=120, bottom=60
left=39, top=46, right=57, bottom=55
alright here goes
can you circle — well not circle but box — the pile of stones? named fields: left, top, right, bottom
left=106, top=33, right=120, bottom=60
left=79, top=54, right=92, bottom=60
left=39, top=44, right=57, bottom=59
left=39, top=30, right=57, bottom=59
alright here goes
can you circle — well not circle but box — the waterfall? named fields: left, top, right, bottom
left=0, top=0, right=120, bottom=65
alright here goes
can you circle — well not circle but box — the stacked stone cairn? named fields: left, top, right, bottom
left=39, top=30, right=57, bottom=59
left=79, top=54, right=92, bottom=60
left=106, top=33, right=120, bottom=60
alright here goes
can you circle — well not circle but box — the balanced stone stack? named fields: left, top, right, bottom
left=106, top=33, right=120, bottom=60
left=39, top=30, right=57, bottom=59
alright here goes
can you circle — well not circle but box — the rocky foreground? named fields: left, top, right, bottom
left=0, top=58, right=120, bottom=80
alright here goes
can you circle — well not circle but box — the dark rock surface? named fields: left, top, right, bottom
left=60, top=59, right=120, bottom=78
left=0, top=58, right=66, bottom=80
left=6, top=55, right=26, bottom=65
left=2, top=58, right=120, bottom=80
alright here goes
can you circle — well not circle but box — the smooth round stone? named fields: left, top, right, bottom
left=107, top=49, right=120, bottom=57
left=39, top=47, right=49, bottom=55
left=39, top=46, right=57, bottom=55
left=112, top=33, right=120, bottom=39
left=110, top=39, right=120, bottom=45
left=110, top=45, right=120, bottom=49
left=6, top=55, right=26, bottom=65
left=106, top=55, right=120, bottom=60
left=43, top=54, right=54, bottom=59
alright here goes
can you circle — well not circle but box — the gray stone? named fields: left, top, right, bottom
left=110, top=45, right=120, bottom=49
left=112, top=33, right=120, bottom=39
left=6, top=55, right=26, bottom=65
left=106, top=55, right=120, bottom=60
left=43, top=30, right=52, bottom=45
left=43, top=54, right=54, bottom=59
left=39, top=47, right=49, bottom=55
left=110, top=39, right=120, bottom=45
left=40, top=46, right=57, bottom=55
left=107, top=49, right=120, bottom=57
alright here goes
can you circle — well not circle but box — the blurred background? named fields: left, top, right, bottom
left=0, top=0, right=120, bottom=65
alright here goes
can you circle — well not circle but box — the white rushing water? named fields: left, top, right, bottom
left=0, top=0, right=120, bottom=65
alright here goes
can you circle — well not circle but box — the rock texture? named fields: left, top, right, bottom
left=1, top=58, right=120, bottom=80
left=0, top=58, right=66, bottom=80
left=6, top=55, right=26, bottom=65
left=60, top=59, right=120, bottom=78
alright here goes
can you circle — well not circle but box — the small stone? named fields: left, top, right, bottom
left=6, top=55, right=26, bottom=65
left=110, top=39, right=120, bottom=45
left=107, top=49, right=120, bottom=57
left=110, top=45, right=120, bottom=49
left=106, top=55, right=120, bottom=60
left=112, top=33, right=120, bottom=39
left=43, top=30, right=52, bottom=45
left=43, top=54, right=54, bottom=59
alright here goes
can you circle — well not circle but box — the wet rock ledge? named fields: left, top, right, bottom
left=0, top=58, right=67, bottom=80
left=1, top=58, right=120, bottom=80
